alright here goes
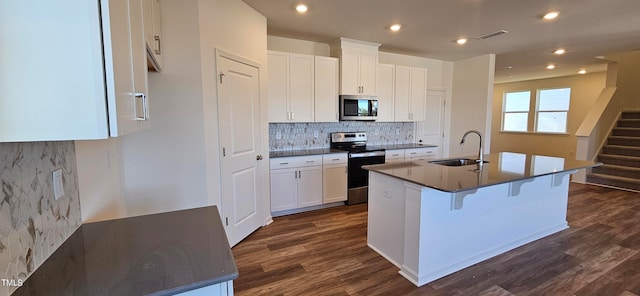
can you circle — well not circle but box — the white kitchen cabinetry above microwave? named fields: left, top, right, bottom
left=268, top=51, right=315, bottom=123
left=143, top=0, right=163, bottom=71
left=0, top=0, right=151, bottom=142
left=270, top=155, right=324, bottom=212
left=330, top=38, right=381, bottom=96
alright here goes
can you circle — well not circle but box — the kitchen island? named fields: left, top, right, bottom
left=364, top=152, right=599, bottom=287
left=13, top=206, right=237, bottom=296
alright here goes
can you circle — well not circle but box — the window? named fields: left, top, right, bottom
left=536, top=88, right=571, bottom=133
left=502, top=91, right=530, bottom=132
left=501, top=87, right=571, bottom=134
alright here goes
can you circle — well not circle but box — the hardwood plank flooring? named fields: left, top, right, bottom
left=232, top=183, right=640, bottom=295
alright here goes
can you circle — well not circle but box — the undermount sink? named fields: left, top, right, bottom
left=429, top=158, right=489, bottom=167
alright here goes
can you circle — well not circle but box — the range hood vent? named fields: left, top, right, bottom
left=474, top=30, right=509, bottom=40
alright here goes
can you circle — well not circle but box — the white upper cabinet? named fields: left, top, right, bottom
left=268, top=51, right=315, bottom=123
left=314, top=56, right=340, bottom=122
left=394, top=66, right=427, bottom=122
left=0, top=0, right=150, bottom=142
left=330, top=38, right=381, bottom=96
left=143, top=0, right=163, bottom=71
left=376, top=64, right=395, bottom=122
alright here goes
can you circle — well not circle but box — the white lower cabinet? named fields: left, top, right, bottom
left=322, top=154, right=348, bottom=203
left=270, top=155, right=323, bottom=212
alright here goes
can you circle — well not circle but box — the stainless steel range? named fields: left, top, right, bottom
left=330, top=132, right=385, bottom=205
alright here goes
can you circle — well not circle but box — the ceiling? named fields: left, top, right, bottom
left=241, top=0, right=640, bottom=83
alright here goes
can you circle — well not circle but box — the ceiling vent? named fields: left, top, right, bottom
left=474, top=30, right=509, bottom=40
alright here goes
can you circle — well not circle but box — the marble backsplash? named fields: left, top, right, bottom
left=269, top=122, right=415, bottom=151
left=0, top=142, right=81, bottom=295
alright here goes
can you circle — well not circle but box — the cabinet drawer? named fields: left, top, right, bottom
left=270, top=155, right=323, bottom=169
left=322, top=153, right=348, bottom=165
left=404, top=147, right=438, bottom=158
left=386, top=149, right=405, bottom=160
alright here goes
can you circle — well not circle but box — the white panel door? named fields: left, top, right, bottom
left=418, top=90, right=446, bottom=150
left=217, top=54, right=264, bottom=247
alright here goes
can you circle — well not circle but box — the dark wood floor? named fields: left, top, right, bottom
left=232, top=183, right=640, bottom=295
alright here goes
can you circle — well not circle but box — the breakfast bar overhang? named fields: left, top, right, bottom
left=364, top=152, right=600, bottom=287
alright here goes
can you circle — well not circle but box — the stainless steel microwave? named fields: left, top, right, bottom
left=339, top=95, right=378, bottom=121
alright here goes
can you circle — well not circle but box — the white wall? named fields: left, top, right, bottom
left=77, top=0, right=268, bottom=221
left=491, top=72, right=606, bottom=158
left=608, top=50, right=640, bottom=109
left=76, top=138, right=126, bottom=222
left=449, top=54, right=496, bottom=157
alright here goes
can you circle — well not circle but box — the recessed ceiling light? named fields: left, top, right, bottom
left=578, top=69, right=587, bottom=74
left=296, top=4, right=308, bottom=13
left=543, top=11, right=559, bottom=20
left=554, top=48, right=566, bottom=55
left=546, top=64, right=556, bottom=69
left=456, top=38, right=468, bottom=45
left=390, top=24, right=402, bottom=32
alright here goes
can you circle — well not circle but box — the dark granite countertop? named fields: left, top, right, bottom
left=14, top=206, right=238, bottom=296
left=370, top=143, right=438, bottom=150
left=269, top=148, right=346, bottom=158
left=364, top=152, right=601, bottom=193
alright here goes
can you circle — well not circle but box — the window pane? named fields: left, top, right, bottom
left=539, top=88, right=570, bottom=111
left=503, top=112, right=528, bottom=131
left=504, top=91, right=530, bottom=112
left=536, top=111, right=567, bottom=133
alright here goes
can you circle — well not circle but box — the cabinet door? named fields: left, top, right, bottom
left=339, top=49, right=361, bottom=95
left=151, top=0, right=162, bottom=69
left=0, top=0, right=110, bottom=141
left=410, top=67, right=427, bottom=121
left=314, top=56, right=339, bottom=122
left=267, top=51, right=290, bottom=122
left=289, top=53, right=315, bottom=122
left=323, top=165, right=347, bottom=203
left=376, top=64, right=395, bottom=122
left=359, top=51, right=378, bottom=95
left=297, top=166, right=323, bottom=207
left=394, top=66, right=411, bottom=122
left=270, top=168, right=298, bottom=212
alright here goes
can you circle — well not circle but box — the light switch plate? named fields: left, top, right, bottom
left=52, top=169, right=65, bottom=200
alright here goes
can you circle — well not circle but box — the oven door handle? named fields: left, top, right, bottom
left=349, top=151, right=386, bottom=158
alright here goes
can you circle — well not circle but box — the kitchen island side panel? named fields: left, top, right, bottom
left=367, top=171, right=572, bottom=287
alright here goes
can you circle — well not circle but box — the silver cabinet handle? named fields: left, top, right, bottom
left=134, top=93, right=148, bottom=120
left=154, top=35, right=161, bottom=55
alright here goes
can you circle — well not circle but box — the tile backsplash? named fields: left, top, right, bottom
left=269, top=122, right=415, bottom=151
left=0, top=142, right=81, bottom=295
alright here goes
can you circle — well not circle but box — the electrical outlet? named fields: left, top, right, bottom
left=276, top=131, right=282, bottom=140
left=52, top=169, right=65, bottom=200
left=396, top=129, right=400, bottom=135
left=314, top=131, right=319, bottom=138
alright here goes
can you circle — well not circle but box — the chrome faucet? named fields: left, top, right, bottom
left=460, top=130, right=484, bottom=166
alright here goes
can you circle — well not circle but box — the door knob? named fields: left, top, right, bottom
left=256, top=154, right=263, bottom=160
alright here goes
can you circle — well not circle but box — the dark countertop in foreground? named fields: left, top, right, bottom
left=14, top=206, right=237, bottom=296
left=364, top=152, right=600, bottom=192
